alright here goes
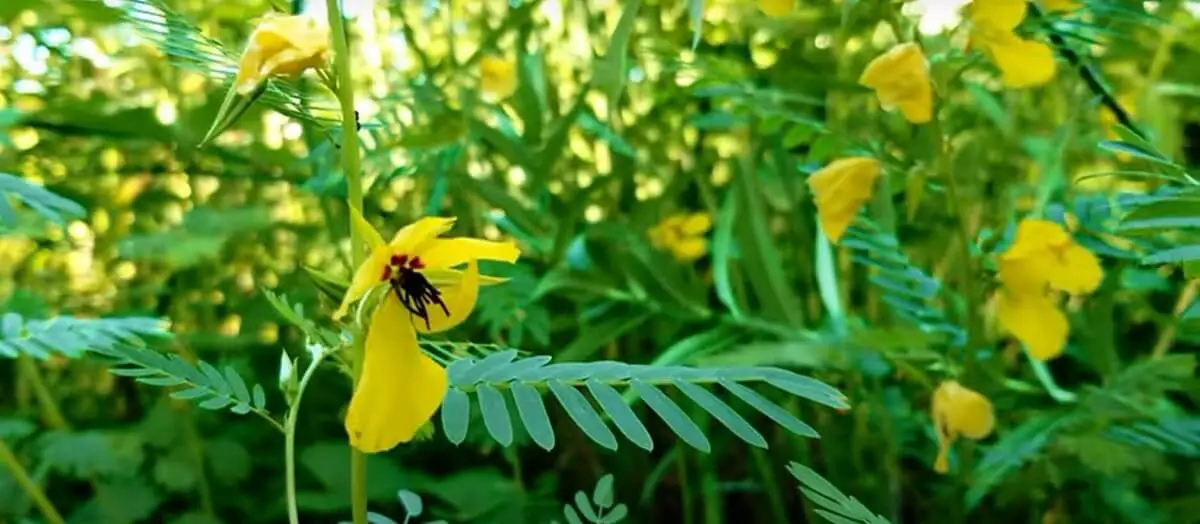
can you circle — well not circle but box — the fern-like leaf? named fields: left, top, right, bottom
left=0, top=312, right=167, bottom=359
left=841, top=220, right=965, bottom=347
left=90, top=343, right=274, bottom=423
left=437, top=350, right=845, bottom=452
left=786, top=462, right=890, bottom=524
left=0, top=172, right=86, bottom=227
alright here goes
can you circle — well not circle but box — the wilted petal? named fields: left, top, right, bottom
left=345, top=297, right=448, bottom=453
left=859, top=43, right=933, bottom=124
left=995, top=290, right=1069, bottom=361
left=416, top=260, right=481, bottom=334
left=930, top=380, right=994, bottom=473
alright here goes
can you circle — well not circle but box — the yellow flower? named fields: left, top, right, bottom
left=807, top=157, right=881, bottom=244
left=336, top=212, right=520, bottom=453
left=234, top=15, right=329, bottom=95
left=859, top=43, right=934, bottom=124
left=993, top=218, right=1102, bottom=361
left=479, top=55, right=518, bottom=100
left=758, top=0, right=793, bottom=17
left=931, top=380, right=995, bottom=474
left=648, top=212, right=712, bottom=262
left=965, top=0, right=1056, bottom=88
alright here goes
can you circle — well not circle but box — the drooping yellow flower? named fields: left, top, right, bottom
left=757, top=0, right=793, bottom=17
left=336, top=212, right=520, bottom=453
left=479, top=55, right=518, bottom=100
left=807, top=157, right=881, bottom=244
left=859, top=43, right=934, bottom=124
left=993, top=218, right=1102, bottom=361
left=931, top=380, right=995, bottom=474
left=648, top=212, right=712, bottom=262
left=965, top=0, right=1056, bottom=88
left=234, top=15, right=330, bottom=95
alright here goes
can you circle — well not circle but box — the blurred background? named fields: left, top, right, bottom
left=2, top=0, right=1200, bottom=523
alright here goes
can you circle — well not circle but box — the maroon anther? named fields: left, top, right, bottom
left=410, top=257, right=425, bottom=269
left=380, top=265, right=392, bottom=281
left=390, top=254, right=408, bottom=266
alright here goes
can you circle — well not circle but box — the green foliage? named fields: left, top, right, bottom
left=92, top=342, right=273, bottom=421
left=559, top=474, right=628, bottom=524
left=0, top=312, right=167, bottom=359
left=787, top=462, right=889, bottom=524
left=440, top=349, right=841, bottom=452
left=0, top=172, right=85, bottom=227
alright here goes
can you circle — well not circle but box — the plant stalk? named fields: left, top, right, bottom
left=286, top=350, right=330, bottom=524
left=322, top=1, right=368, bottom=522
left=0, top=436, right=65, bottom=524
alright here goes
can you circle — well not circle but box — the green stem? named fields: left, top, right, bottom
left=0, top=436, right=64, bottom=524
left=750, top=447, right=787, bottom=524
left=17, top=356, right=70, bottom=430
left=323, top=2, right=368, bottom=523
left=286, top=350, right=331, bottom=524
left=930, top=116, right=981, bottom=360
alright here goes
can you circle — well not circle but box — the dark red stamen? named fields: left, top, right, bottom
left=409, top=257, right=424, bottom=269
left=383, top=255, right=448, bottom=330
left=380, top=265, right=392, bottom=281
left=390, top=254, right=407, bottom=266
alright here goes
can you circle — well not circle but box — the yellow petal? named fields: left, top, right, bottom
left=996, top=290, right=1069, bottom=361
left=479, top=56, right=518, bottom=99
left=859, top=43, right=934, bottom=124
left=757, top=0, right=793, bottom=17
left=985, top=36, right=1056, bottom=88
left=807, top=157, right=881, bottom=243
left=672, top=237, right=709, bottom=262
left=417, top=238, right=521, bottom=270
left=349, top=207, right=386, bottom=252
left=681, top=213, right=713, bottom=235
left=425, top=268, right=507, bottom=287
left=1002, top=219, right=1071, bottom=260
left=932, top=380, right=995, bottom=439
left=334, top=248, right=392, bottom=320
left=345, top=298, right=448, bottom=453
left=1046, top=243, right=1104, bottom=295
left=968, top=0, right=1027, bottom=32
left=236, top=15, right=328, bottom=94
left=388, top=217, right=457, bottom=254
left=235, top=45, right=266, bottom=95
left=415, top=260, right=481, bottom=334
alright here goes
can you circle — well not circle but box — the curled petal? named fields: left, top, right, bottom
left=808, top=157, right=881, bottom=243
left=985, top=36, right=1056, bottom=88
left=417, top=238, right=521, bottom=270
left=681, top=213, right=713, bottom=235
left=389, top=217, right=457, bottom=254
left=334, top=248, right=391, bottom=320
left=345, top=297, right=448, bottom=453
left=1047, top=243, right=1104, bottom=295
left=416, top=260, right=481, bottom=334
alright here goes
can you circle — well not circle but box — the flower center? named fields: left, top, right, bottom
left=380, top=254, right=448, bottom=329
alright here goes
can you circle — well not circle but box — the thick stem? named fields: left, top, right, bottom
left=0, top=436, right=65, bottom=524
left=322, top=2, right=368, bottom=523
left=285, top=350, right=330, bottom=524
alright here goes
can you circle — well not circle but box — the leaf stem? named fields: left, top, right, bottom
left=322, top=1, right=368, bottom=522
left=286, top=349, right=331, bottom=524
left=17, top=356, right=70, bottom=430
left=0, top=436, right=64, bottom=524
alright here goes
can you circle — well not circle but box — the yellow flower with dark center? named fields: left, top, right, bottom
left=993, top=218, right=1102, bottom=360
left=965, top=0, right=1056, bottom=88
left=931, top=380, right=995, bottom=473
left=758, top=0, right=794, bottom=17
left=807, top=157, right=881, bottom=244
left=648, top=212, right=712, bottom=262
left=859, top=43, right=934, bottom=124
left=479, top=55, right=518, bottom=100
left=336, top=212, right=520, bottom=453
left=234, top=15, right=330, bottom=95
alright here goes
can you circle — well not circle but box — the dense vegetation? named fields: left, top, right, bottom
left=2, top=0, right=1199, bottom=523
